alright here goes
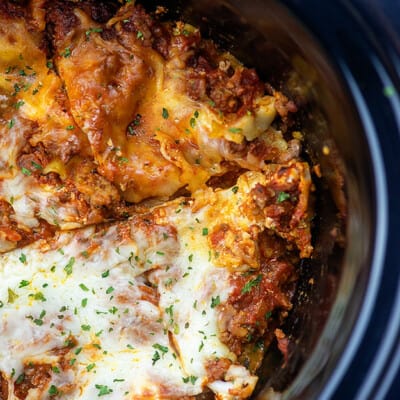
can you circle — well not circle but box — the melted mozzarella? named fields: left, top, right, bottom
left=1, top=173, right=284, bottom=399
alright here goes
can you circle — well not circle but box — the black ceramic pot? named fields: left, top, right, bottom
left=145, top=0, right=400, bottom=398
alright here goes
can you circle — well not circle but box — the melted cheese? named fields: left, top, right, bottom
left=0, top=3, right=293, bottom=251
left=0, top=16, right=89, bottom=158
left=0, top=172, right=286, bottom=399
left=0, top=4, right=313, bottom=399
left=54, top=5, right=278, bottom=202
left=0, top=11, right=112, bottom=247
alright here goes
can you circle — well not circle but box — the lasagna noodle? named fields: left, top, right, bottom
left=0, top=9, right=121, bottom=250
left=51, top=2, right=298, bottom=202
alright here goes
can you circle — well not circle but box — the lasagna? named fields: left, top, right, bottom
left=0, top=1, right=314, bottom=399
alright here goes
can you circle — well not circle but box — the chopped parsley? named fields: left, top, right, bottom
left=101, top=270, right=110, bottom=278
left=81, top=250, right=89, bottom=258
left=81, top=298, right=88, bottom=307
left=79, top=283, right=89, bottom=292
left=109, top=306, right=118, bottom=314
left=48, top=385, right=59, bottom=396
left=165, top=277, right=173, bottom=286
left=18, top=280, right=30, bottom=288
left=61, top=47, right=71, bottom=58
left=19, top=253, right=27, bottom=264
left=152, top=350, right=161, bottom=365
left=117, top=156, right=129, bottom=164
left=165, top=304, right=174, bottom=317
left=15, top=373, right=25, bottom=384
left=85, top=27, right=103, bottom=38
left=66, top=125, right=75, bottom=130
left=182, top=375, right=198, bottom=385
left=33, top=318, right=44, bottom=326
left=210, top=295, right=220, bottom=308
left=33, top=292, right=46, bottom=301
left=132, top=113, right=142, bottom=125
left=31, top=161, right=42, bottom=170
left=15, top=100, right=24, bottom=109
left=162, top=107, right=169, bottom=119
left=7, top=288, right=18, bottom=303
left=202, top=227, right=208, bottom=236
left=81, top=324, right=91, bottom=331
left=95, top=384, right=113, bottom=396
left=228, top=127, right=243, bottom=134
left=241, top=274, right=263, bottom=294
left=277, top=191, right=291, bottom=203
left=64, top=257, right=75, bottom=275
left=105, top=286, right=114, bottom=294
left=21, top=167, right=31, bottom=176
left=136, top=30, right=144, bottom=40
left=152, top=343, right=168, bottom=354
left=86, top=363, right=96, bottom=371
left=232, top=185, right=239, bottom=194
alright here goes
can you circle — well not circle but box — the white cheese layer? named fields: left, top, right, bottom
left=0, top=173, right=276, bottom=399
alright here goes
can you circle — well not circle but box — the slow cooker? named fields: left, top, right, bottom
left=152, top=0, right=400, bottom=398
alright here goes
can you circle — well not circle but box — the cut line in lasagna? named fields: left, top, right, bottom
left=0, top=1, right=315, bottom=399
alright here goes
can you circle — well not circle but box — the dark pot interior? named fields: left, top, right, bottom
left=141, top=0, right=380, bottom=398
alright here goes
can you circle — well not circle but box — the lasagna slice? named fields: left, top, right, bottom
left=0, top=1, right=302, bottom=252
left=0, top=5, right=122, bottom=251
left=0, top=162, right=312, bottom=399
left=49, top=1, right=301, bottom=203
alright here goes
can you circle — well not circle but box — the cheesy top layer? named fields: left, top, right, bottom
left=0, top=168, right=300, bottom=399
